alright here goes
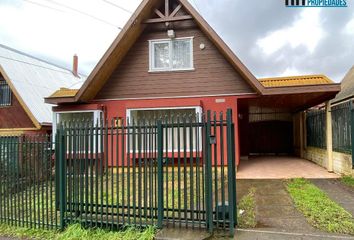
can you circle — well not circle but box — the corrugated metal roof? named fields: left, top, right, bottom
left=0, top=44, right=85, bottom=125
left=333, top=66, right=354, bottom=103
left=259, top=75, right=333, bottom=87
left=49, top=88, right=79, bottom=98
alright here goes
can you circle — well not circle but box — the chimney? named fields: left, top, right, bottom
left=72, top=54, right=79, bottom=77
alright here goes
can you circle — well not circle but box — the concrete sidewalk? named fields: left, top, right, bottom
left=236, top=229, right=354, bottom=240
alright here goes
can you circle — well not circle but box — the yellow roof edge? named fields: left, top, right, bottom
left=259, top=74, right=333, bottom=83
left=48, top=88, right=79, bottom=98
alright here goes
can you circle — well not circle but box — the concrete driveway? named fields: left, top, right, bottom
left=237, top=156, right=339, bottom=179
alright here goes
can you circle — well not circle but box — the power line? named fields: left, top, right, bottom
left=22, top=0, right=64, bottom=12
left=102, top=0, right=133, bottom=14
left=0, top=55, right=74, bottom=75
left=41, top=0, right=123, bottom=29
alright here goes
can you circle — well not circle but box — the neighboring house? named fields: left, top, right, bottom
left=305, top=66, right=354, bottom=175
left=0, top=44, right=84, bottom=136
left=45, top=0, right=340, bottom=167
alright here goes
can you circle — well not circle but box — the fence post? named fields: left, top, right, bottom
left=157, top=120, right=164, bottom=228
left=226, top=109, right=236, bottom=236
left=326, top=101, right=333, bottom=172
left=205, top=111, right=213, bottom=233
left=351, top=101, right=354, bottom=168
left=58, top=126, right=67, bottom=230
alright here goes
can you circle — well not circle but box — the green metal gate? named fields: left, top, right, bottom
left=54, top=109, right=236, bottom=234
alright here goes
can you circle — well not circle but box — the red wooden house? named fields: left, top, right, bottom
left=45, top=0, right=340, bottom=167
left=0, top=44, right=83, bottom=136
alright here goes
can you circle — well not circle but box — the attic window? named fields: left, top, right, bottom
left=0, top=81, right=11, bottom=107
left=149, top=37, right=194, bottom=72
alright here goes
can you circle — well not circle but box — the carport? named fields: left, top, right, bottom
left=237, top=75, right=340, bottom=172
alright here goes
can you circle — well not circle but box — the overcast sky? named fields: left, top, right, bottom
left=0, top=0, right=353, bottom=82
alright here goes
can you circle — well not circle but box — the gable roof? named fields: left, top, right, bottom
left=0, top=44, right=84, bottom=126
left=332, top=65, right=354, bottom=104
left=259, top=75, right=333, bottom=88
left=45, top=0, right=264, bottom=104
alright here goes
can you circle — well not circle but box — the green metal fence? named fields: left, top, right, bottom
left=306, top=109, right=326, bottom=149
left=332, top=102, right=352, bottom=154
left=0, top=135, right=59, bottom=229
left=56, top=109, right=236, bottom=234
left=0, top=109, right=237, bottom=235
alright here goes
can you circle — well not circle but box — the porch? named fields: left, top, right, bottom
left=237, top=156, right=339, bottom=179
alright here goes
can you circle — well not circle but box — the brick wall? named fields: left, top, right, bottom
left=304, top=147, right=354, bottom=176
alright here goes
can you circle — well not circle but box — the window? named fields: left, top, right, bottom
left=149, top=37, right=193, bottom=72
left=127, top=107, right=202, bottom=152
left=52, top=111, right=103, bottom=151
left=0, top=81, right=11, bottom=107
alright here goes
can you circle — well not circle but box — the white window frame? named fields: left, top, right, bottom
left=126, top=106, right=203, bottom=153
left=52, top=110, right=103, bottom=145
left=149, top=37, right=194, bottom=72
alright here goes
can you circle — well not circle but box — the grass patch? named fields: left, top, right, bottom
left=287, top=178, right=354, bottom=234
left=0, top=223, right=155, bottom=240
left=237, top=188, right=256, bottom=228
left=341, top=176, right=354, bottom=188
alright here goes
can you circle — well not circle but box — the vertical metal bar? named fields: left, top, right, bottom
left=350, top=101, right=354, bottom=168
left=164, top=115, right=169, bottom=226
left=157, top=120, right=164, bottom=229
left=226, top=109, right=235, bottom=236
left=138, top=120, right=142, bottom=226
left=220, top=112, right=226, bottom=229
left=58, top=127, right=67, bottom=230
left=189, top=114, right=195, bottom=227
left=205, top=111, right=213, bottom=233
left=104, top=120, right=109, bottom=227
left=89, top=121, right=94, bottom=227
left=171, top=114, right=175, bottom=226
left=195, top=114, right=201, bottom=228
left=183, top=116, right=187, bottom=227
left=177, top=116, right=181, bottom=227
left=115, top=119, right=120, bottom=227
left=127, top=119, right=131, bottom=225
left=84, top=121, right=89, bottom=228
left=121, top=119, right=126, bottom=225
left=143, top=119, right=148, bottom=225
left=213, top=112, right=218, bottom=229
left=132, top=120, right=137, bottom=226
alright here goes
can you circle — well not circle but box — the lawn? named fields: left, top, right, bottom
left=237, top=188, right=256, bottom=228
left=1, top=166, right=230, bottom=229
left=341, top=175, right=354, bottom=188
left=0, top=223, right=155, bottom=240
left=287, top=178, right=354, bottom=234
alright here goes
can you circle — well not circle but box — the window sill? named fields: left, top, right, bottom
left=148, top=68, right=195, bottom=73
left=0, top=105, right=12, bottom=108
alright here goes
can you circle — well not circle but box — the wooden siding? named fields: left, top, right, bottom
left=0, top=87, right=35, bottom=129
left=95, top=25, right=255, bottom=100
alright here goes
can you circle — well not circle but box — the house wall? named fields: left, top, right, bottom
left=304, top=147, right=354, bottom=176
left=0, top=90, right=35, bottom=129
left=54, top=95, right=249, bottom=167
left=95, top=25, right=255, bottom=100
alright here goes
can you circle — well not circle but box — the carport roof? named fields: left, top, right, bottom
left=259, top=75, right=333, bottom=88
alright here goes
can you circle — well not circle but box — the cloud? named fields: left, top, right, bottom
left=0, top=0, right=353, bottom=83
left=344, top=17, right=354, bottom=34
left=257, top=9, right=325, bottom=55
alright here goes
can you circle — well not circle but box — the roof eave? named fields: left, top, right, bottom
left=44, top=96, right=76, bottom=105
left=262, top=83, right=341, bottom=95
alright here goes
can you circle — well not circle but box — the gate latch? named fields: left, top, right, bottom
left=209, top=135, right=216, bottom=145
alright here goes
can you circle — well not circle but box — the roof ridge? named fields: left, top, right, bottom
left=0, top=43, right=83, bottom=75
